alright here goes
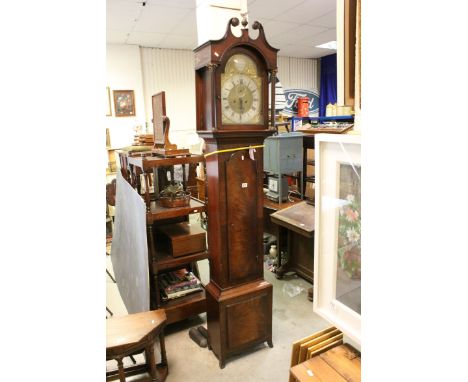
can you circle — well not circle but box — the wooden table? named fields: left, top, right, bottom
left=263, top=196, right=302, bottom=236
left=270, top=201, right=315, bottom=283
left=106, top=310, right=168, bottom=382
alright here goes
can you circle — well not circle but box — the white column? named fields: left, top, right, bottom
left=336, top=0, right=345, bottom=106
left=195, top=0, right=248, bottom=46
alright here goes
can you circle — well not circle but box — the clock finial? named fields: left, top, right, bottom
left=240, top=12, right=248, bottom=28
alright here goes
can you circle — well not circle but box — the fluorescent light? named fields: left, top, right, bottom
left=315, top=41, right=337, bottom=50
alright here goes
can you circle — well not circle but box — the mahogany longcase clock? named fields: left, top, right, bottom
left=194, top=18, right=279, bottom=368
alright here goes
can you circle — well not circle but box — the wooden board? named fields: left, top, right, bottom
left=298, top=329, right=342, bottom=364
left=290, top=356, right=347, bottom=382
left=296, top=125, right=353, bottom=134
left=289, top=326, right=337, bottom=382
left=306, top=337, right=343, bottom=359
left=319, top=344, right=361, bottom=382
left=270, top=201, right=315, bottom=233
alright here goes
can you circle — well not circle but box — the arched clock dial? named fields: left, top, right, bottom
left=221, top=54, right=263, bottom=125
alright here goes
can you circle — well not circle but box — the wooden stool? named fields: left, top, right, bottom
left=106, top=310, right=168, bottom=382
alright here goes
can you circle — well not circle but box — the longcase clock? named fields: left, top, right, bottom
left=194, top=17, right=279, bottom=368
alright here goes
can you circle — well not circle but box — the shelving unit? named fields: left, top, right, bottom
left=303, top=135, right=316, bottom=204
left=118, top=151, right=207, bottom=325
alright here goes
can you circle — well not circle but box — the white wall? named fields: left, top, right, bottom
left=140, top=47, right=198, bottom=150
left=277, top=56, right=320, bottom=92
left=106, top=45, right=319, bottom=151
left=106, top=44, right=147, bottom=149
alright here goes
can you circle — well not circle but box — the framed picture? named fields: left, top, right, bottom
left=313, top=133, right=361, bottom=345
left=106, top=87, right=112, bottom=116
left=113, top=90, right=135, bottom=117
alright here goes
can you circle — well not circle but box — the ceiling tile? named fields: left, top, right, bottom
left=268, top=24, right=328, bottom=45
left=157, top=34, right=197, bottom=49
left=272, top=0, right=335, bottom=24
left=107, top=29, right=130, bottom=44
left=260, top=19, right=299, bottom=38
left=146, top=0, right=196, bottom=8
left=307, top=9, right=336, bottom=28
left=106, top=0, right=142, bottom=30
left=247, top=0, right=305, bottom=20
left=126, top=31, right=166, bottom=46
left=134, top=4, right=191, bottom=33
left=169, top=9, right=197, bottom=36
left=296, top=27, right=336, bottom=46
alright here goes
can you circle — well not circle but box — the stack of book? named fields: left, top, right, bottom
left=159, top=269, right=202, bottom=301
left=133, top=134, right=154, bottom=146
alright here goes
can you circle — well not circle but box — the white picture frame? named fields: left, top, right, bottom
left=313, top=133, right=361, bottom=345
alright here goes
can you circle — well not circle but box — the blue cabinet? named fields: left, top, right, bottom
left=263, top=132, right=304, bottom=202
left=264, top=132, right=303, bottom=174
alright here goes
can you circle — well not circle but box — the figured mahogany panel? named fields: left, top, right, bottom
left=225, top=151, right=260, bottom=283
left=226, top=293, right=268, bottom=349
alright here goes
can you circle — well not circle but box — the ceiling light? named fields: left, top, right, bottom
left=315, top=41, right=337, bottom=50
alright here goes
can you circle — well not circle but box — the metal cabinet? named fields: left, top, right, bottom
left=263, top=132, right=304, bottom=202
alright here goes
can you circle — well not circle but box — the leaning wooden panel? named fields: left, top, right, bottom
left=319, top=344, right=361, bottom=382
left=289, top=327, right=336, bottom=382
left=290, top=326, right=336, bottom=366
left=306, top=333, right=344, bottom=359
left=298, top=329, right=342, bottom=364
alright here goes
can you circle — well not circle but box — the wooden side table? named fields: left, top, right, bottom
left=106, top=310, right=168, bottom=382
left=270, top=201, right=315, bottom=283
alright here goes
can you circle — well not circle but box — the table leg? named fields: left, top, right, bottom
left=116, top=357, right=126, bottom=382
left=159, top=330, right=168, bottom=367
left=146, top=344, right=158, bottom=381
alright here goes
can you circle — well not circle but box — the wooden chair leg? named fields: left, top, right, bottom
left=116, top=357, right=126, bottom=382
left=107, top=268, right=116, bottom=283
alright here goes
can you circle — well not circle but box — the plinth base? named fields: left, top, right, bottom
left=205, top=280, right=273, bottom=368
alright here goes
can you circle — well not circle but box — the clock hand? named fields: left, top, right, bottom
left=239, top=98, right=244, bottom=112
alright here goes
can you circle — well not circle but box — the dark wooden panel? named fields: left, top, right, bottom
left=289, top=232, right=314, bottom=283
left=164, top=290, right=206, bottom=325
left=226, top=152, right=260, bottom=283
left=156, top=222, right=206, bottom=258
left=226, top=293, right=268, bottom=349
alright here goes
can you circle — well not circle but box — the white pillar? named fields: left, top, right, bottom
left=195, top=0, right=248, bottom=46
left=336, top=0, right=345, bottom=106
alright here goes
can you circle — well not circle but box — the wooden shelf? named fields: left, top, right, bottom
left=162, top=289, right=206, bottom=325
left=118, top=149, right=208, bottom=325
left=153, top=250, right=209, bottom=273
left=147, top=198, right=206, bottom=223
left=128, top=154, right=204, bottom=171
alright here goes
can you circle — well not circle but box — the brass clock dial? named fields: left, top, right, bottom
left=221, top=54, right=263, bottom=125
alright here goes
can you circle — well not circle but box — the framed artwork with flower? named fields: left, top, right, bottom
left=313, top=133, right=361, bottom=345
left=113, top=90, right=135, bottom=117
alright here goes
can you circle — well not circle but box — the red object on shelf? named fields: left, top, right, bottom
left=297, top=97, right=309, bottom=117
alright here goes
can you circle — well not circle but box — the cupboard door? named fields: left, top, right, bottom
left=225, top=152, right=261, bottom=283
